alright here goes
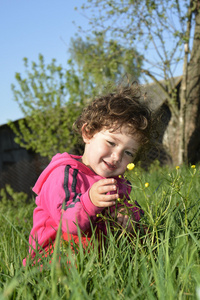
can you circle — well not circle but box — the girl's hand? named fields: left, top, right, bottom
left=111, top=207, right=135, bottom=232
left=89, top=178, right=118, bottom=207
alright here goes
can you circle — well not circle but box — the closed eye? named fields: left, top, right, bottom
left=125, top=151, right=134, bottom=157
left=107, top=140, right=115, bottom=146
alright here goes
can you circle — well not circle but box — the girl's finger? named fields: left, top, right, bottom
left=98, top=184, right=117, bottom=194
left=96, top=200, right=116, bottom=208
left=101, top=193, right=119, bottom=202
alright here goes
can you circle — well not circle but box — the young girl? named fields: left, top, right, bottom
left=23, top=82, right=153, bottom=265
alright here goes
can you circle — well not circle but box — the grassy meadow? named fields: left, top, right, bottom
left=0, top=163, right=200, bottom=299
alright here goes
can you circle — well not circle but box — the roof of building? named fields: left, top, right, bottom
left=143, top=76, right=182, bottom=110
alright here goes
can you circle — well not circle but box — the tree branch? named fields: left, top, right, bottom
left=141, top=68, right=179, bottom=117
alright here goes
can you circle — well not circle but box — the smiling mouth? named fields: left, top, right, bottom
left=103, top=160, right=117, bottom=170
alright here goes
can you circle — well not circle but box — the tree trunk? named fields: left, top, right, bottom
left=162, top=112, right=180, bottom=165
left=185, top=1, right=200, bottom=164
left=163, top=1, right=200, bottom=166
left=178, top=0, right=193, bottom=165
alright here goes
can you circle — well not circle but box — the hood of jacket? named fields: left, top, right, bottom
left=32, top=152, right=98, bottom=195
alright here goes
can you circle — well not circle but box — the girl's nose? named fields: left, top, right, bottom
left=112, top=150, right=122, bottom=162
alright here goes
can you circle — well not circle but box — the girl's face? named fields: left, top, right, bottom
left=81, top=126, right=140, bottom=178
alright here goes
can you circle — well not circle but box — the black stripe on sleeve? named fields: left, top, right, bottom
left=63, top=165, right=81, bottom=211
left=66, top=194, right=81, bottom=209
left=71, top=168, right=78, bottom=202
left=63, top=165, right=71, bottom=207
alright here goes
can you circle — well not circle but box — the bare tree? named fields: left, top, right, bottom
left=78, top=0, right=200, bottom=165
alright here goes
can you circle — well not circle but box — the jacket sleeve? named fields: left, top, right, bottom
left=40, top=165, right=103, bottom=235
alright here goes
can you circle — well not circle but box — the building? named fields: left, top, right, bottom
left=0, top=121, right=49, bottom=199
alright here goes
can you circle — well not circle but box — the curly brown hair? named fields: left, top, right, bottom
left=73, top=82, right=153, bottom=147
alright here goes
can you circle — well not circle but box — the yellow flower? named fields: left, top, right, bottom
left=191, top=165, right=196, bottom=169
left=117, top=198, right=124, bottom=203
left=118, top=175, right=122, bottom=178
left=145, top=182, right=149, bottom=188
left=176, top=166, right=180, bottom=170
left=127, top=163, right=135, bottom=171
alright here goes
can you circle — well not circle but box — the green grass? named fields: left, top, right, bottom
left=0, top=164, right=200, bottom=299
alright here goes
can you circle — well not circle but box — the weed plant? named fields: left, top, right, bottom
left=0, top=164, right=200, bottom=299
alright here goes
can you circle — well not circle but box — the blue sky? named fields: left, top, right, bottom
left=0, top=0, right=88, bottom=125
left=0, top=1, right=184, bottom=126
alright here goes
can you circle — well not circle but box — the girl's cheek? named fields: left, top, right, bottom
left=105, top=144, right=111, bottom=152
left=125, top=156, right=133, bottom=164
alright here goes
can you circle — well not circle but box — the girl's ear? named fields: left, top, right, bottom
left=81, top=123, right=91, bottom=144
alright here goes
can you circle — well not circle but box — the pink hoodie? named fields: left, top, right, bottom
left=26, top=152, right=141, bottom=260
